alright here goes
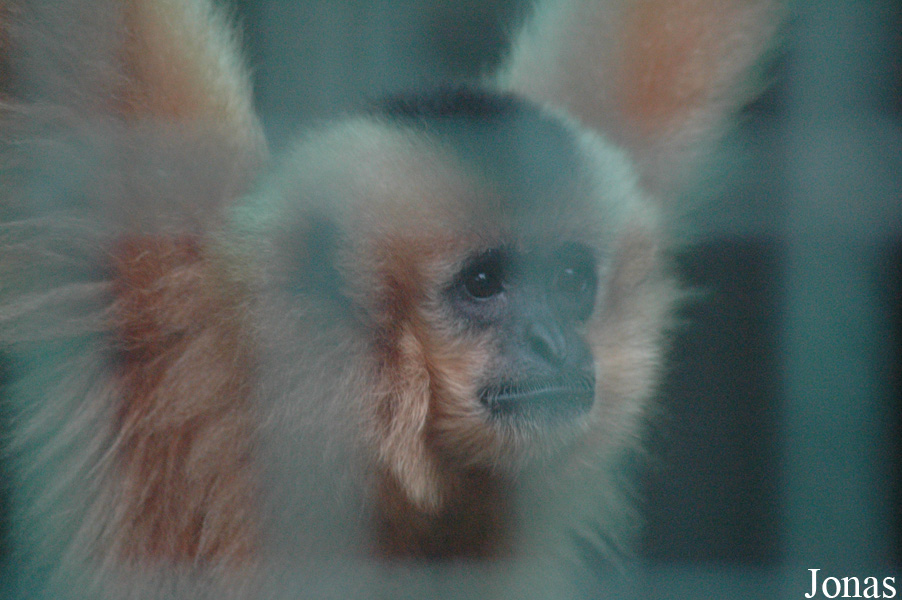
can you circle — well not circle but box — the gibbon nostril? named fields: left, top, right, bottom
left=526, top=319, right=568, bottom=367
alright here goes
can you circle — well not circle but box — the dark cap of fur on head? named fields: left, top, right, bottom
left=370, top=85, right=583, bottom=214
left=371, top=85, right=526, bottom=122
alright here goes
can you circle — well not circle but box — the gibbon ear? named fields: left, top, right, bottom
left=499, top=0, right=782, bottom=194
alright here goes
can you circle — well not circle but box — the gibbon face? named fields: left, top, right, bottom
left=241, top=88, right=664, bottom=486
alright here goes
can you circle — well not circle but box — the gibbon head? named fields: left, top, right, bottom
left=239, top=87, right=672, bottom=512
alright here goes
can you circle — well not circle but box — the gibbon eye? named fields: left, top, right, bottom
left=462, top=249, right=506, bottom=299
left=555, top=264, right=593, bottom=296
left=552, top=245, right=597, bottom=316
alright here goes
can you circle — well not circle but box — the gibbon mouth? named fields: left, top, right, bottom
left=479, top=375, right=595, bottom=420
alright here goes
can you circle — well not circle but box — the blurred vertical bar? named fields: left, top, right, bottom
left=782, top=0, right=902, bottom=576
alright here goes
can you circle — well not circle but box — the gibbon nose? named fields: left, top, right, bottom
left=525, top=319, right=569, bottom=368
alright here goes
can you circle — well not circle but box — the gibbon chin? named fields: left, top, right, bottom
left=0, top=0, right=780, bottom=598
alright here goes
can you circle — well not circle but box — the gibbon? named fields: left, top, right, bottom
left=0, top=0, right=780, bottom=598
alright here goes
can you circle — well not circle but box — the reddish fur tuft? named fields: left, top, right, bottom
left=111, top=235, right=259, bottom=564
left=373, top=467, right=509, bottom=559
left=116, top=0, right=259, bottom=143
left=366, top=232, right=512, bottom=558
left=616, top=0, right=776, bottom=135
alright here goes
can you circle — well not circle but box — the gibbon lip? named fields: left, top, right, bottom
left=479, top=375, right=595, bottom=420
